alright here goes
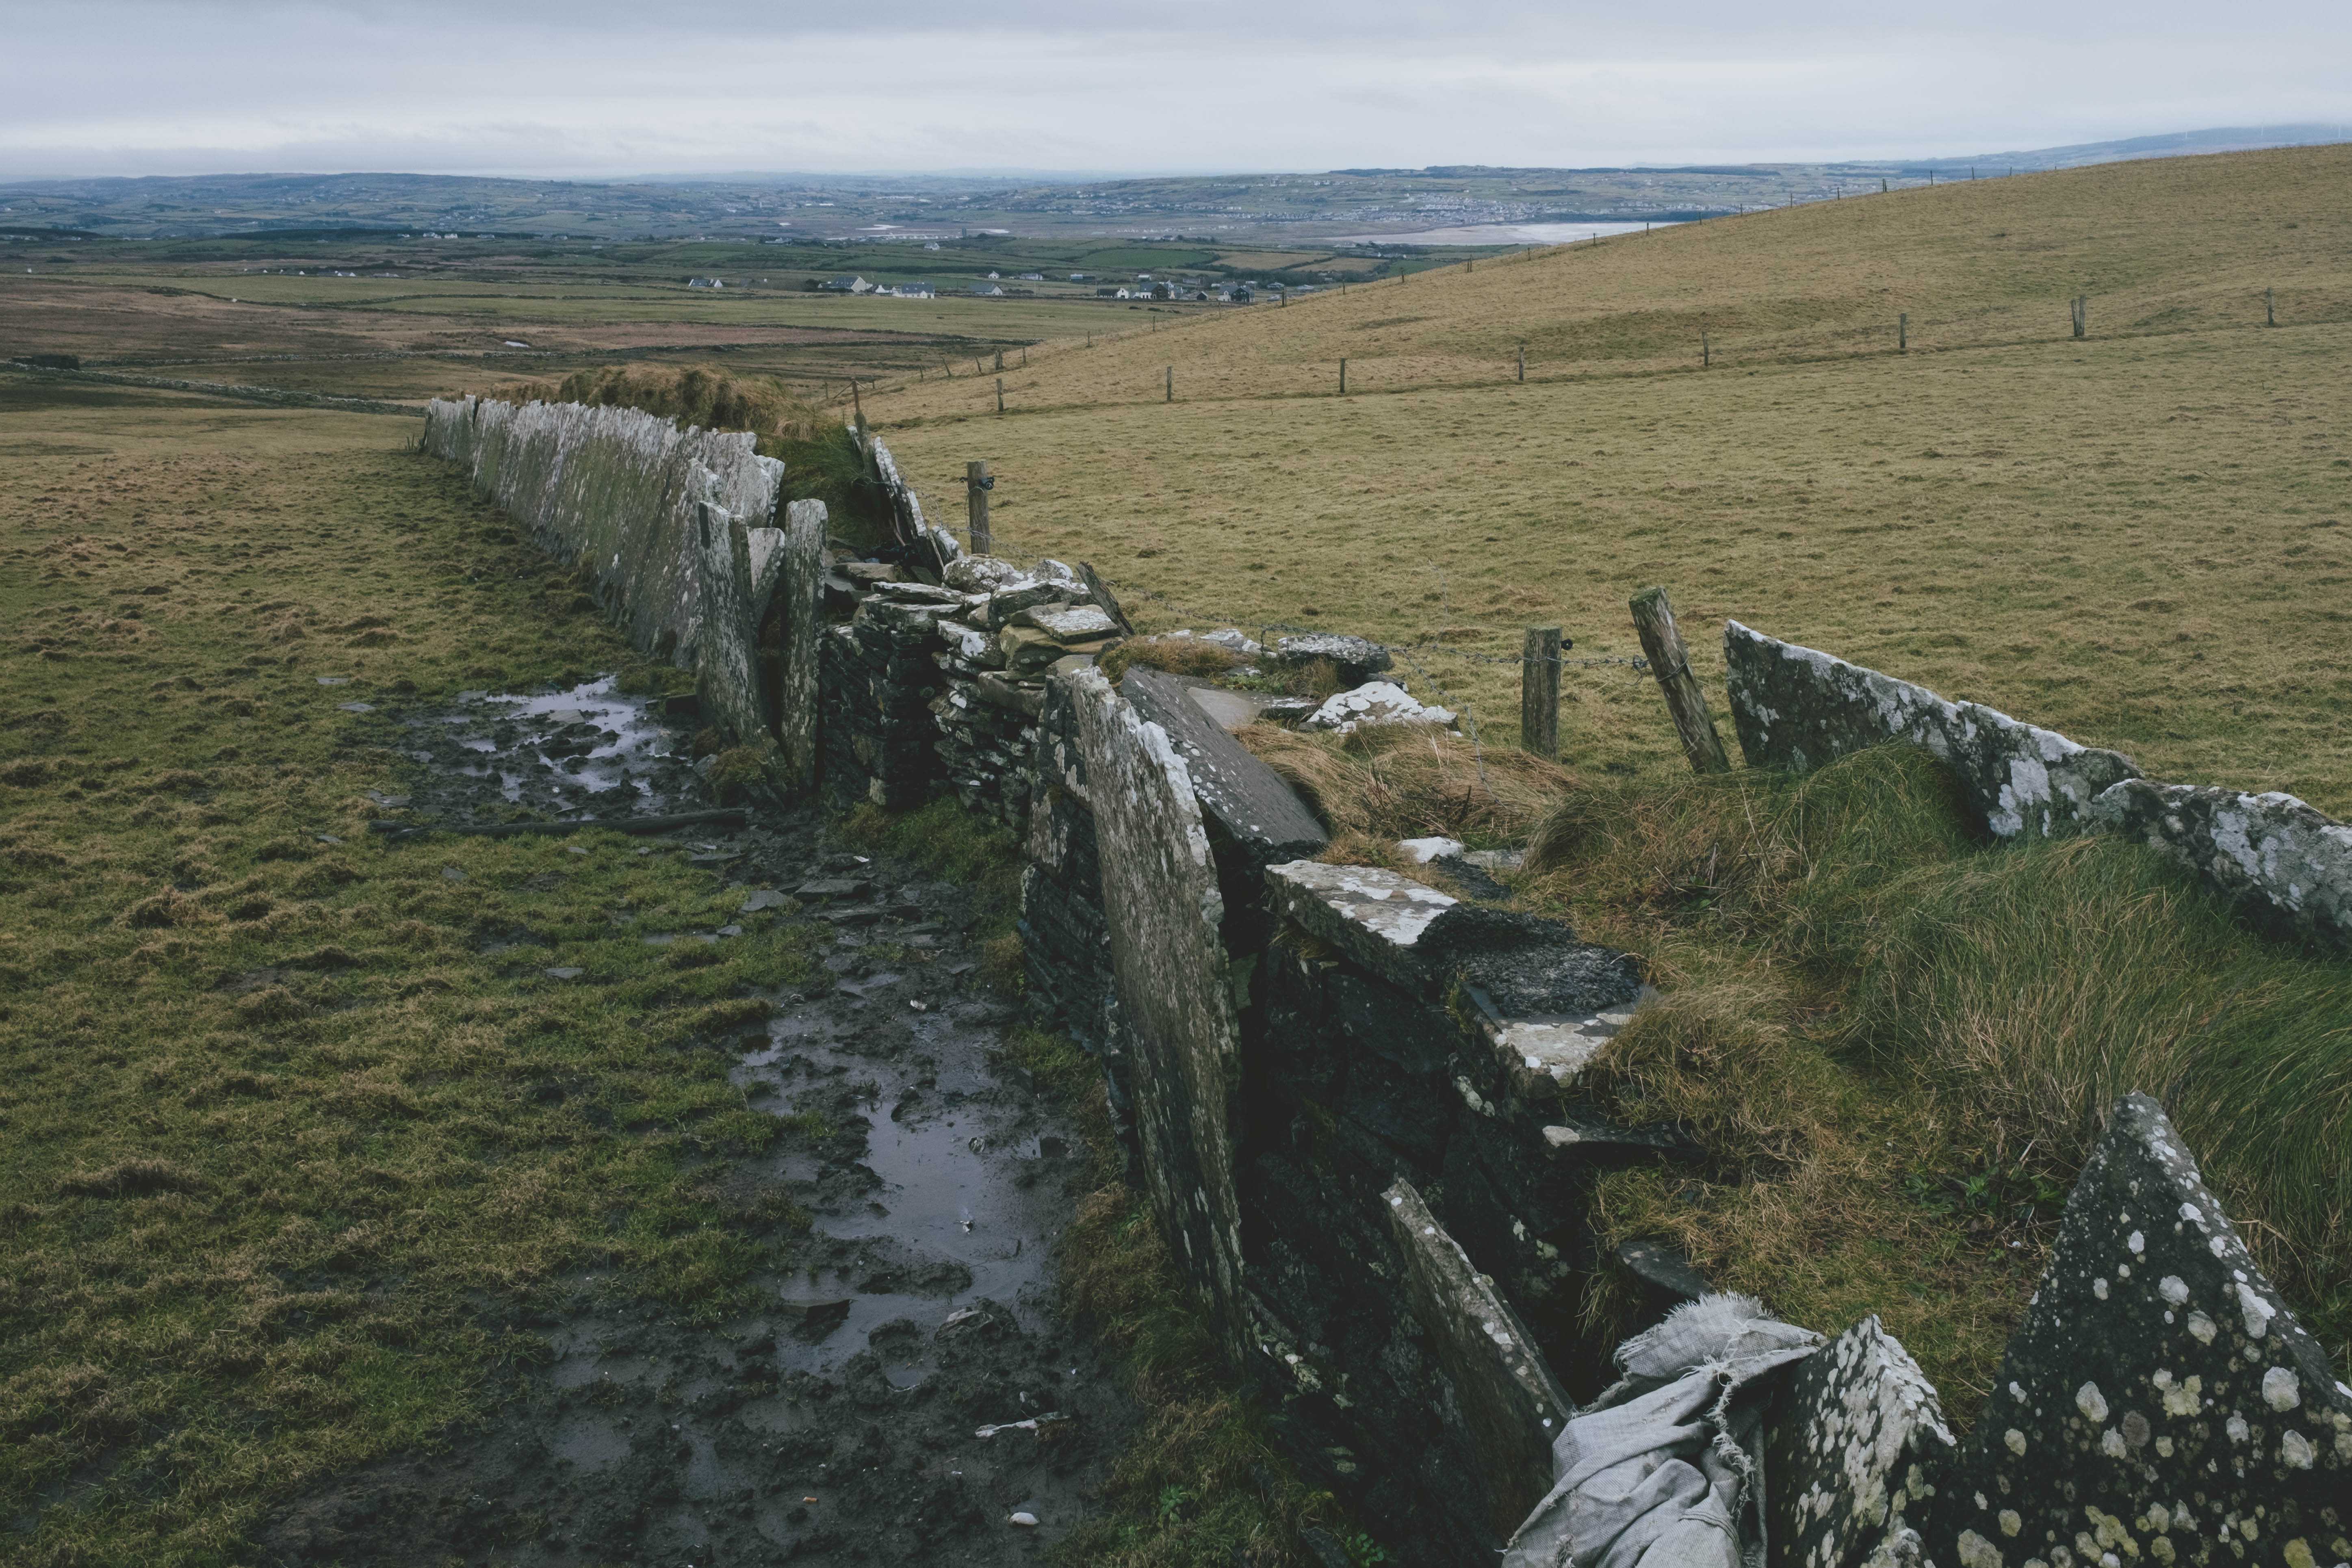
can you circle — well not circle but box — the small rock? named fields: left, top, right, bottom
left=740, top=889, right=790, bottom=913
left=315, top=676, right=351, bottom=685
left=1397, top=836, right=1466, bottom=864
left=840, top=561, right=904, bottom=584
left=315, top=833, right=343, bottom=845
left=1301, top=681, right=1456, bottom=735
left=1007, top=1512, right=1039, bottom=1528
left=1016, top=603, right=1119, bottom=641
left=338, top=701, right=375, bottom=713
left=715, top=924, right=743, bottom=937
left=1274, top=631, right=1392, bottom=684
left=442, top=865, right=467, bottom=882
left=545, top=967, right=584, bottom=980
left=799, top=877, right=873, bottom=900
left=566, top=844, right=590, bottom=856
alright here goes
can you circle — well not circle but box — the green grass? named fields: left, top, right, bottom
left=1515, top=744, right=2352, bottom=1407
left=0, top=384, right=843, bottom=1561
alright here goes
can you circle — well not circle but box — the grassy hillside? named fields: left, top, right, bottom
left=869, top=144, right=2352, bottom=811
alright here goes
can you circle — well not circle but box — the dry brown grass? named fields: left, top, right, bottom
left=869, top=145, right=2352, bottom=815
left=1097, top=634, right=1244, bottom=683
left=1236, top=721, right=1577, bottom=844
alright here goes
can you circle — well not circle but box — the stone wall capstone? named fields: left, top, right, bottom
left=1722, top=620, right=2139, bottom=838
left=2092, top=779, right=2352, bottom=950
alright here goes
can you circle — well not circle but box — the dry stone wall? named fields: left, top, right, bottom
left=421, top=403, right=2343, bottom=1568
left=1724, top=620, right=2352, bottom=949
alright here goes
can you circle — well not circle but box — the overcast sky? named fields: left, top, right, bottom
left=5, top=0, right=2350, bottom=180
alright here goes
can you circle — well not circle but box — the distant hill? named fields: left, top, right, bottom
left=3, top=126, right=2344, bottom=242
left=1883, top=123, right=2352, bottom=175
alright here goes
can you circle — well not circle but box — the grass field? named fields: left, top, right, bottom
left=864, top=143, right=2352, bottom=814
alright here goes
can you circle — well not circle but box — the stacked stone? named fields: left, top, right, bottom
left=818, top=581, right=962, bottom=809
left=927, top=555, right=1121, bottom=837
left=1019, top=677, right=1115, bottom=1056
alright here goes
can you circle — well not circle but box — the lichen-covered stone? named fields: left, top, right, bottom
left=689, top=498, right=776, bottom=760
left=423, top=395, right=782, bottom=669
left=2092, top=779, right=2352, bottom=950
left=1068, top=668, right=1248, bottom=1338
left=1936, top=1093, right=2351, bottom=1567
left=1301, top=680, right=1458, bottom=735
left=1722, top=621, right=2138, bottom=838
left=1765, top=1316, right=1955, bottom=1568
left=1265, top=861, right=1459, bottom=991
left=1383, top=1179, right=1575, bottom=1540
left=1274, top=632, right=1393, bottom=685
left=775, top=500, right=826, bottom=794
left=1121, top=669, right=1327, bottom=868
left=1017, top=602, right=1120, bottom=642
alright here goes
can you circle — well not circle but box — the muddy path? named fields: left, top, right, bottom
left=262, top=681, right=1135, bottom=1566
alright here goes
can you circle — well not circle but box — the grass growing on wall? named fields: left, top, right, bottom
left=1517, top=744, right=2352, bottom=1407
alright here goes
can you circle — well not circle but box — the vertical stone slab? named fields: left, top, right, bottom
left=776, top=499, right=826, bottom=796
left=1382, top=1179, right=1574, bottom=1540
left=1765, top=1316, right=1956, bottom=1568
left=1722, top=620, right=2137, bottom=838
left=690, top=500, right=774, bottom=759
left=2093, top=779, right=2352, bottom=951
left=1938, top=1093, right=2351, bottom=1568
left=1067, top=667, right=1247, bottom=1338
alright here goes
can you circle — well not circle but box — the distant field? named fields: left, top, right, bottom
left=871, top=144, right=2352, bottom=813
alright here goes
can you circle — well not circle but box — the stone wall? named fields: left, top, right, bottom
left=422, top=404, right=2343, bottom=1566
left=1723, top=620, right=2352, bottom=948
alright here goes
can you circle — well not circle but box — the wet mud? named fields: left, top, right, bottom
left=262, top=682, right=1134, bottom=1566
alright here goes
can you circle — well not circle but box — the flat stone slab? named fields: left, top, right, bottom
left=2094, top=778, right=2352, bottom=950
left=1765, top=1316, right=1954, bottom=1568
left=1264, top=860, right=1457, bottom=992
left=1273, top=631, right=1393, bottom=683
left=1939, top=1092, right=2351, bottom=1566
left=1017, top=603, right=1120, bottom=641
left=796, top=877, right=871, bottom=900
left=1723, top=620, right=2138, bottom=838
left=1301, top=680, right=1457, bottom=734
left=1123, top=669, right=1328, bottom=865
left=1185, top=685, right=1268, bottom=733
left=1384, top=1179, right=1574, bottom=1541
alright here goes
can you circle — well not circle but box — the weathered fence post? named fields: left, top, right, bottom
left=1339, top=358, right=1348, bottom=395
left=965, top=461, right=992, bottom=554
left=1702, top=330, right=1710, bottom=367
left=994, top=350, right=1004, bottom=373
left=1164, top=365, right=1172, bottom=403
left=1520, top=627, right=1561, bottom=760
left=851, top=377, right=864, bottom=425
left=1021, top=347, right=1028, bottom=367
left=2266, top=287, right=2276, bottom=327
left=1517, top=343, right=1525, bottom=382
left=1628, top=586, right=1731, bottom=774
left=995, top=377, right=1004, bottom=415
left=1898, top=313, right=1908, bottom=353
left=2072, top=295, right=2087, bottom=339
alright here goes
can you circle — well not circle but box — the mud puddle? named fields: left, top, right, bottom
left=263, top=679, right=1134, bottom=1567
left=371, top=675, right=705, bottom=826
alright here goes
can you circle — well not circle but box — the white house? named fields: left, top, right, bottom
left=969, top=282, right=1003, bottom=297
left=820, top=275, right=872, bottom=293
left=686, top=276, right=724, bottom=289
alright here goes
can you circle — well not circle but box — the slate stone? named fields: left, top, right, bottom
left=1274, top=632, right=1394, bottom=685
left=1184, top=685, right=1267, bottom=733
left=2092, top=778, right=2352, bottom=950
left=776, top=499, right=826, bottom=794
left=1616, top=1238, right=1708, bottom=1306
left=1765, top=1316, right=1956, bottom=1568
left=1066, top=667, right=1249, bottom=1346
left=1016, top=602, right=1120, bottom=641
left=690, top=497, right=778, bottom=763
left=1122, top=668, right=1329, bottom=867
left=1723, top=620, right=2139, bottom=839
left=1264, top=861, right=1458, bottom=993
left=1382, top=1179, right=1575, bottom=1541
left=739, top=889, right=790, bottom=913
left=1301, top=680, right=1457, bottom=734
left=1936, top=1093, right=2352, bottom=1568
left=796, top=877, right=871, bottom=900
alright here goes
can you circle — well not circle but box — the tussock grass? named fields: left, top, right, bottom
left=1238, top=721, right=1576, bottom=846
left=1521, top=745, right=2352, bottom=1403
left=1099, top=634, right=1244, bottom=684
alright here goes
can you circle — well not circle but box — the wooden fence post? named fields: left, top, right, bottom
left=2266, top=287, right=2276, bottom=327
left=2072, top=295, right=2087, bottom=339
left=966, top=461, right=991, bottom=555
left=1520, top=627, right=1561, bottom=759
left=1628, top=586, right=1731, bottom=774
left=1898, top=313, right=1908, bottom=353
left=1702, top=330, right=1710, bottom=367
left=994, top=350, right=1004, bottom=373
left=1517, top=343, right=1525, bottom=382
left=1339, top=358, right=1348, bottom=395
left=1164, top=366, right=1172, bottom=403
left=995, top=377, right=1004, bottom=414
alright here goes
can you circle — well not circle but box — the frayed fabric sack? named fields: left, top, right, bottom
left=1503, top=1294, right=1819, bottom=1568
